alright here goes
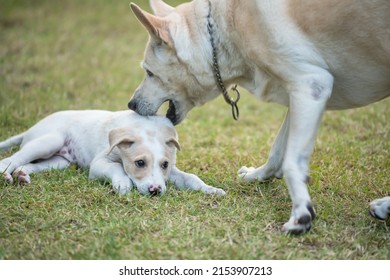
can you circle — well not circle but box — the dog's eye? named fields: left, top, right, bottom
left=146, top=70, right=154, bottom=78
left=135, top=160, right=146, bottom=168
left=161, top=161, right=169, bottom=170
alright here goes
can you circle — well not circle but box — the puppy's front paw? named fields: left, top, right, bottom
left=370, top=197, right=390, bottom=220
left=282, top=203, right=316, bottom=235
left=202, top=185, right=226, bottom=196
left=112, top=177, right=132, bottom=195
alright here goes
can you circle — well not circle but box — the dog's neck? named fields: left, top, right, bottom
left=201, top=0, right=248, bottom=87
left=173, top=0, right=248, bottom=103
left=206, top=0, right=241, bottom=119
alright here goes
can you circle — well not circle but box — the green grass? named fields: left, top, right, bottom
left=0, top=0, right=389, bottom=260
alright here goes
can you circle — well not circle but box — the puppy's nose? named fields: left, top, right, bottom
left=128, top=100, right=137, bottom=111
left=149, top=184, right=162, bottom=196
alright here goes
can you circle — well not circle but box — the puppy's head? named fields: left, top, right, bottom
left=108, top=124, right=180, bottom=196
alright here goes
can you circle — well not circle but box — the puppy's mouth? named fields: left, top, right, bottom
left=166, top=100, right=178, bottom=125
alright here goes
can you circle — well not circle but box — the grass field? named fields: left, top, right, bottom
left=0, top=0, right=389, bottom=260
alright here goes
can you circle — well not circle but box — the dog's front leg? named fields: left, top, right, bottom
left=370, top=197, right=390, bottom=220
left=169, top=166, right=226, bottom=196
left=281, top=71, right=334, bottom=234
left=89, top=156, right=133, bottom=195
left=239, top=112, right=289, bottom=181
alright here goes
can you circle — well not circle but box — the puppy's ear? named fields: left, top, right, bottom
left=166, top=138, right=181, bottom=151
left=130, top=3, right=173, bottom=47
left=164, top=126, right=181, bottom=151
left=150, top=0, right=174, bottom=17
left=107, top=128, right=136, bottom=155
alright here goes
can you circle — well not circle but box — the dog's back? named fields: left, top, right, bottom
left=230, top=0, right=390, bottom=108
left=287, top=0, right=390, bottom=108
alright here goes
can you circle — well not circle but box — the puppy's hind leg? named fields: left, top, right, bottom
left=239, top=112, right=289, bottom=182
left=0, top=134, right=65, bottom=183
left=13, top=155, right=71, bottom=184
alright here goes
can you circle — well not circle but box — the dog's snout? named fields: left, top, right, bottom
left=149, top=184, right=162, bottom=196
left=128, top=100, right=137, bottom=112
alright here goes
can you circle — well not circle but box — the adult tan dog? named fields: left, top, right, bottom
left=128, top=0, right=390, bottom=233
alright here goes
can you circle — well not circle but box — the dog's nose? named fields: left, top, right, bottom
left=128, top=100, right=137, bottom=111
left=148, top=184, right=162, bottom=196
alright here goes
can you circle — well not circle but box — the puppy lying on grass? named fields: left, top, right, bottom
left=0, top=110, right=226, bottom=196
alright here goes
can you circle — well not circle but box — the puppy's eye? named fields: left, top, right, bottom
left=135, top=160, right=146, bottom=168
left=161, top=161, right=169, bottom=170
left=146, top=70, right=154, bottom=77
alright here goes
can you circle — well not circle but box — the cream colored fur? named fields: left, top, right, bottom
left=128, top=0, right=390, bottom=232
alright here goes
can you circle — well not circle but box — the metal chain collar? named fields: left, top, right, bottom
left=206, top=0, right=240, bottom=120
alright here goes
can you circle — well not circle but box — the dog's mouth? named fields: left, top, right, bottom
left=166, top=100, right=178, bottom=125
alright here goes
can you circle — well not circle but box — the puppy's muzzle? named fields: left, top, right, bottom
left=149, top=184, right=162, bottom=196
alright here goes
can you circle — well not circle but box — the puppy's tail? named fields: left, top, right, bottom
left=0, top=133, right=24, bottom=151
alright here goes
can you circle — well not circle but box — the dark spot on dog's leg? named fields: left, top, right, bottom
left=307, top=203, right=316, bottom=220
left=297, top=203, right=315, bottom=225
left=298, top=214, right=311, bottom=225
left=289, top=230, right=301, bottom=235
left=369, top=209, right=384, bottom=220
left=310, top=80, right=325, bottom=101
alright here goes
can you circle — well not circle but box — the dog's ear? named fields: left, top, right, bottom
left=107, top=128, right=137, bottom=155
left=164, top=126, right=181, bottom=151
left=130, top=3, right=172, bottom=47
left=166, top=138, right=181, bottom=151
left=150, top=0, right=174, bottom=17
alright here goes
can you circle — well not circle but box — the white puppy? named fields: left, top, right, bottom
left=0, top=110, right=226, bottom=196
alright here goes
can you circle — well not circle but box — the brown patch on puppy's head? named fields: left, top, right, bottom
left=161, top=126, right=181, bottom=152
left=107, top=124, right=181, bottom=196
left=108, top=127, right=139, bottom=155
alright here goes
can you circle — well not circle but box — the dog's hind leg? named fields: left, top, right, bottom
left=0, top=134, right=65, bottom=183
left=238, top=112, right=289, bottom=181
left=13, top=156, right=71, bottom=184
left=281, top=70, right=334, bottom=234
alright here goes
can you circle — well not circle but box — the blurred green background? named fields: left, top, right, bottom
left=0, top=0, right=389, bottom=259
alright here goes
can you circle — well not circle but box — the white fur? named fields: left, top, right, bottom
left=0, top=110, right=226, bottom=196
left=370, top=197, right=390, bottom=221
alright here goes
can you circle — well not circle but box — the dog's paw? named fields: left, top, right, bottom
left=112, top=177, right=133, bottom=195
left=202, top=185, right=226, bottom=196
left=1, top=163, right=13, bottom=184
left=282, top=203, right=316, bottom=235
left=238, top=165, right=277, bottom=182
left=369, top=197, right=390, bottom=220
left=2, top=172, right=13, bottom=184
left=13, top=169, right=31, bottom=184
